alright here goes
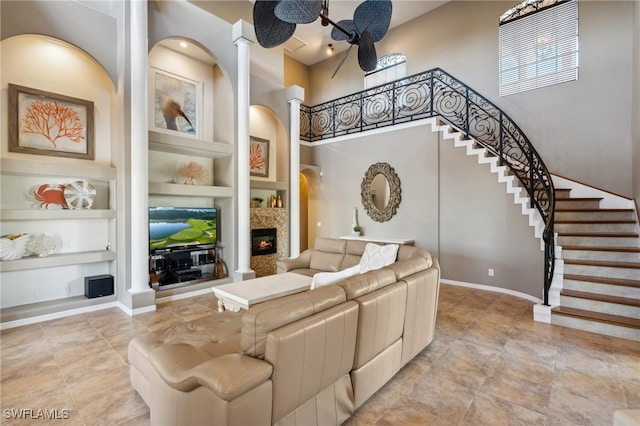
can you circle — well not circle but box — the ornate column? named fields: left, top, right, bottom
left=287, top=86, right=304, bottom=258
left=127, top=0, right=155, bottom=309
left=233, top=21, right=255, bottom=280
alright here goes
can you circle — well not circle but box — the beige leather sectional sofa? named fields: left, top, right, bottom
left=129, top=237, right=440, bottom=425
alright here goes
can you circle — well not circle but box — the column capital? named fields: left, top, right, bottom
left=287, top=85, right=305, bottom=104
left=233, top=20, right=255, bottom=45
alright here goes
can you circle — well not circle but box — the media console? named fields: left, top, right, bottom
left=149, top=245, right=223, bottom=288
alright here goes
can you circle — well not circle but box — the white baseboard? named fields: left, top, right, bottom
left=0, top=301, right=119, bottom=330
left=155, top=287, right=212, bottom=304
left=440, top=278, right=543, bottom=304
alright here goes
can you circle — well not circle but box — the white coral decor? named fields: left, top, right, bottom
left=0, top=234, right=31, bottom=261
left=27, top=234, right=56, bottom=257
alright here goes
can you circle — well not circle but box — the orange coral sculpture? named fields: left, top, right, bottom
left=21, top=101, right=85, bottom=148
left=250, top=143, right=266, bottom=171
left=178, top=161, right=206, bottom=184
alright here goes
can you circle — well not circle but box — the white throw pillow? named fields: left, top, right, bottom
left=359, top=243, right=399, bottom=273
left=311, top=265, right=361, bottom=289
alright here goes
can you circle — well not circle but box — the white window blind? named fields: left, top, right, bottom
left=499, top=0, right=578, bottom=96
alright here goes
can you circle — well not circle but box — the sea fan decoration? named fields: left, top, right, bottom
left=178, top=161, right=206, bottom=184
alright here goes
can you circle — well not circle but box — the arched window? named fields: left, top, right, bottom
left=499, top=0, right=578, bottom=96
left=364, top=53, right=406, bottom=89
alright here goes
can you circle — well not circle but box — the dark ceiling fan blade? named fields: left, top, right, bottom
left=331, top=44, right=354, bottom=79
left=274, top=0, right=323, bottom=24
left=353, top=0, right=392, bottom=42
left=357, top=30, right=377, bottom=72
left=331, top=19, right=357, bottom=42
left=253, top=0, right=297, bottom=48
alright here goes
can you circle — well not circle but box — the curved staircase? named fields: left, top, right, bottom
left=300, top=67, right=639, bottom=340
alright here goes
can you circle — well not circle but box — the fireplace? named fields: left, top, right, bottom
left=251, top=228, right=277, bottom=256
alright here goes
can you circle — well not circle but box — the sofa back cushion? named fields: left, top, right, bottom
left=340, top=239, right=368, bottom=270
left=265, top=301, right=358, bottom=424
left=334, top=268, right=397, bottom=300
left=309, top=238, right=347, bottom=272
left=241, top=284, right=346, bottom=359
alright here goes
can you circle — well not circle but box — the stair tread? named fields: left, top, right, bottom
left=556, top=197, right=604, bottom=201
left=561, top=289, right=640, bottom=307
left=561, top=246, right=640, bottom=253
left=564, top=273, right=640, bottom=288
left=557, top=232, right=638, bottom=237
left=555, top=220, right=636, bottom=224
left=552, top=306, right=640, bottom=328
left=555, top=208, right=634, bottom=212
left=563, top=259, right=640, bottom=269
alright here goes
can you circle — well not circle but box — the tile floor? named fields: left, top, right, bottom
left=1, top=284, right=638, bottom=425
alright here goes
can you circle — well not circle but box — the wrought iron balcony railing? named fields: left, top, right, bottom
left=300, top=67, right=555, bottom=305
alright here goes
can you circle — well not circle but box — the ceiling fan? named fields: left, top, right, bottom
left=253, top=0, right=392, bottom=78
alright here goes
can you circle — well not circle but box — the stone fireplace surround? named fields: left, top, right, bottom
left=250, top=208, right=288, bottom=277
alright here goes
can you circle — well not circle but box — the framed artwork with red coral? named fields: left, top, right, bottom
left=249, top=136, right=270, bottom=178
left=8, top=84, right=94, bottom=160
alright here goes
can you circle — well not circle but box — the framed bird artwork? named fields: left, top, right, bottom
left=150, top=67, right=201, bottom=138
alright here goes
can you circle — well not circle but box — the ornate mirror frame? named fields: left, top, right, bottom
left=360, top=162, right=401, bottom=222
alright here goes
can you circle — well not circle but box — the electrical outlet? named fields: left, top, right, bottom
left=488, top=268, right=494, bottom=277
left=62, top=239, right=71, bottom=250
left=65, top=284, right=71, bottom=294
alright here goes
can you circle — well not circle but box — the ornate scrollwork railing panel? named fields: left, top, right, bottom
left=299, top=67, right=555, bottom=305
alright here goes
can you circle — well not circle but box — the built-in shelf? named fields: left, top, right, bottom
left=1, top=250, right=116, bottom=272
left=0, top=294, right=118, bottom=324
left=155, top=276, right=233, bottom=300
left=1, top=158, right=116, bottom=180
left=148, top=182, right=233, bottom=198
left=148, top=130, right=232, bottom=159
left=250, top=180, right=288, bottom=191
left=0, top=209, right=116, bottom=221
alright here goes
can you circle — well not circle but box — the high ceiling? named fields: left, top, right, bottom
left=191, top=0, right=449, bottom=66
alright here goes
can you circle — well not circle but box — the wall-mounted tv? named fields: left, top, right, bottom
left=149, top=207, right=217, bottom=252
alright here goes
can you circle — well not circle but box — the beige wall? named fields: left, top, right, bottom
left=284, top=56, right=310, bottom=103
left=311, top=123, right=544, bottom=298
left=307, top=1, right=636, bottom=199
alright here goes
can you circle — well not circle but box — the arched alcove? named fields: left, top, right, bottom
left=1, top=35, right=116, bottom=163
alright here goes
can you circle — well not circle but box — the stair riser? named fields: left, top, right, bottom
left=551, top=315, right=640, bottom=342
left=562, top=250, right=640, bottom=263
left=555, top=211, right=636, bottom=221
left=559, top=296, right=640, bottom=319
left=563, top=279, right=640, bottom=299
left=563, top=264, right=640, bottom=280
left=556, top=200, right=602, bottom=210
left=557, top=236, right=639, bottom=247
left=555, top=223, right=637, bottom=233
left=555, top=190, right=572, bottom=200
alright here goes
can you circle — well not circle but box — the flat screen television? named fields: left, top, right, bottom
left=149, top=207, right=217, bottom=252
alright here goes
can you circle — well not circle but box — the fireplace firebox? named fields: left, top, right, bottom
left=251, top=228, right=277, bottom=256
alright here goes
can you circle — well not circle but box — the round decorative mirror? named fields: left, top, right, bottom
left=360, top=162, right=401, bottom=222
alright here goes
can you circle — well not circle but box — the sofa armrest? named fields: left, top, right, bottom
left=150, top=345, right=273, bottom=402
left=191, top=354, right=273, bottom=401
left=277, top=249, right=313, bottom=273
